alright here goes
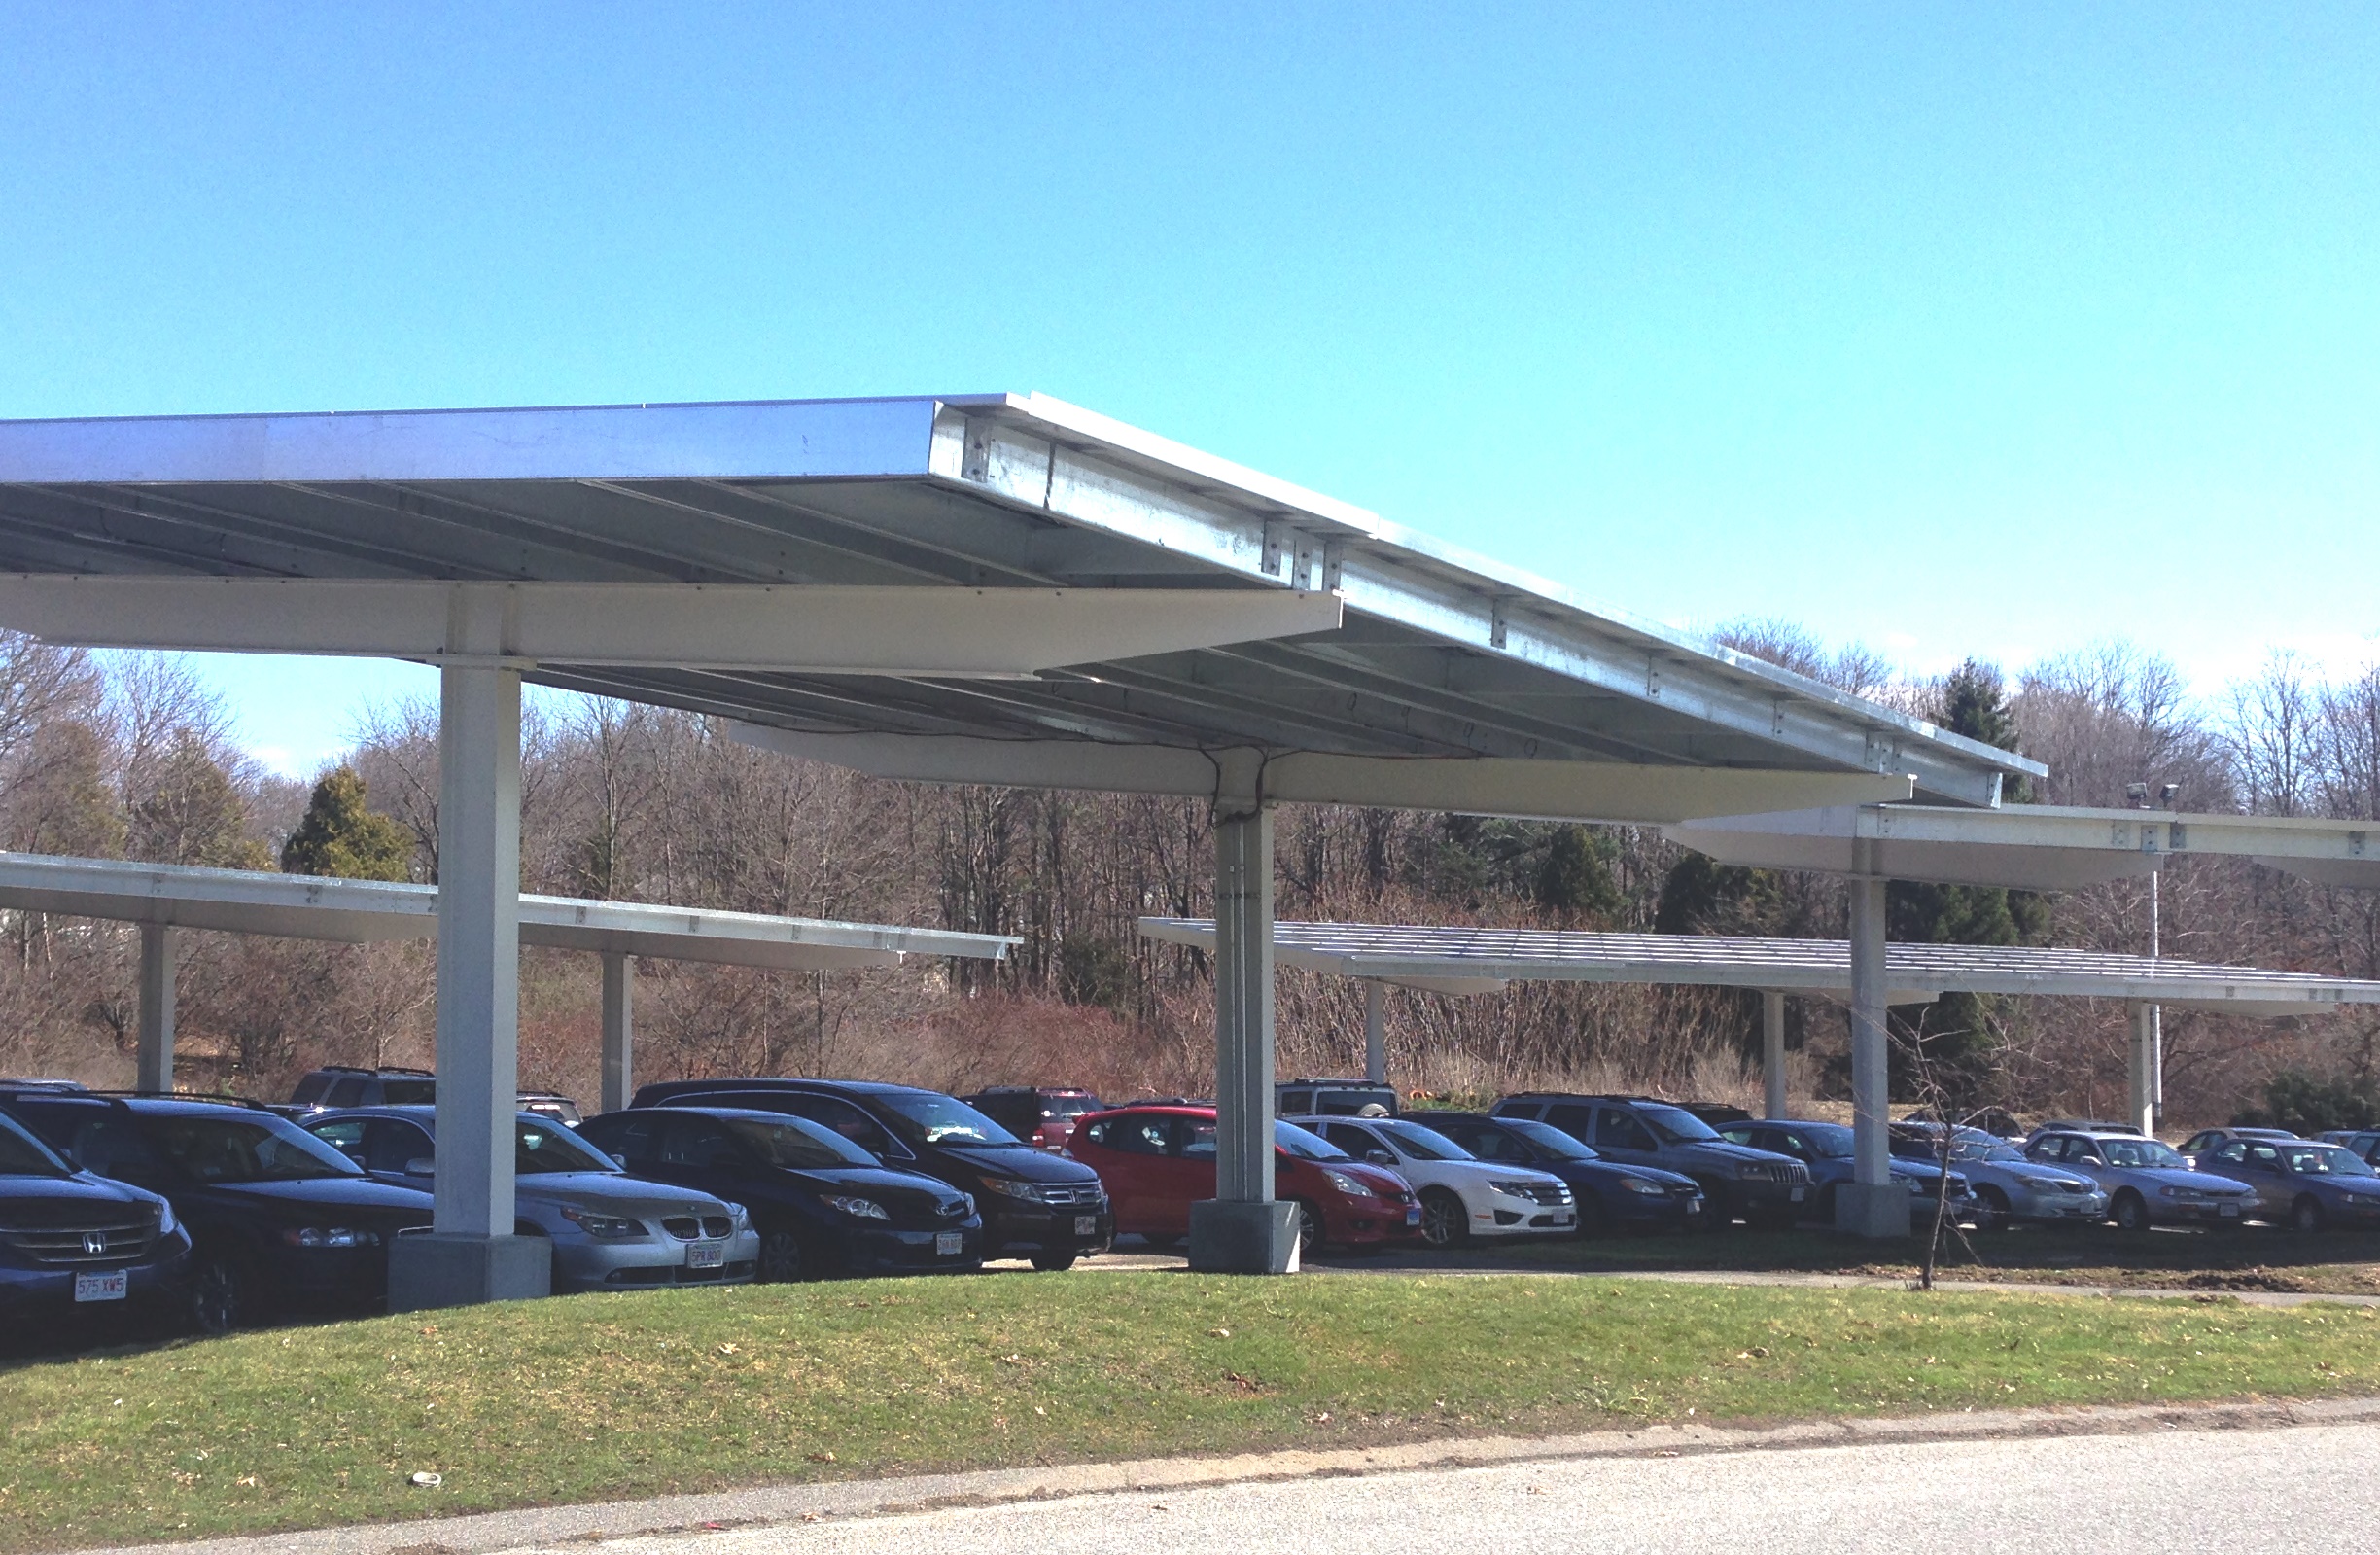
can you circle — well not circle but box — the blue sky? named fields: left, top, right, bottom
left=4, top=5, right=2374, bottom=776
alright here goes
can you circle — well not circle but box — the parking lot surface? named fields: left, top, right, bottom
left=530, top=1418, right=2380, bottom=1555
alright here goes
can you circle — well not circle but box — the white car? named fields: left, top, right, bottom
left=1289, top=1114, right=1574, bottom=1248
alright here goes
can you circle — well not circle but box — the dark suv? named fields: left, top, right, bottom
left=961, top=1087, right=1107, bottom=1151
left=286, top=1066, right=580, bottom=1125
left=0, top=1107, right=192, bottom=1339
left=0, top=1090, right=436, bottom=1330
left=1490, top=1093, right=1811, bottom=1228
left=629, top=1078, right=1113, bottom=1270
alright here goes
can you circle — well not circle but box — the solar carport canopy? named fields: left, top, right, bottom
left=0, top=393, right=2037, bottom=818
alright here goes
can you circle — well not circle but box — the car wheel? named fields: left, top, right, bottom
left=1293, top=1199, right=1324, bottom=1257
left=758, top=1227, right=811, bottom=1283
left=1975, top=1185, right=2012, bottom=1232
left=2292, top=1195, right=2328, bottom=1233
left=1418, top=1187, right=1470, bottom=1249
left=190, top=1250, right=247, bottom=1336
left=1030, top=1252, right=1079, bottom=1272
left=2111, top=1189, right=2150, bottom=1233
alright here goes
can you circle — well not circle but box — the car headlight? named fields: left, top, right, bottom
left=725, top=1202, right=750, bottom=1229
left=979, top=1177, right=1044, bottom=1202
left=1621, top=1178, right=1668, bottom=1196
left=1488, top=1180, right=1544, bottom=1198
left=822, top=1194, right=891, bottom=1221
left=1736, top=1164, right=1773, bottom=1179
left=278, top=1225, right=379, bottom=1248
left=154, top=1199, right=176, bottom=1237
left=1322, top=1168, right=1369, bottom=1197
left=558, top=1205, right=646, bottom=1238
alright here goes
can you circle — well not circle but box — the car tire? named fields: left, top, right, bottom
left=1031, top=1252, right=1079, bottom=1272
left=1418, top=1187, right=1470, bottom=1249
left=758, top=1227, right=811, bottom=1283
left=2111, top=1189, right=2150, bottom=1233
left=1975, top=1186, right=2012, bottom=1232
left=2292, top=1195, right=2328, bottom=1233
left=190, top=1250, right=248, bottom=1336
left=1293, top=1199, right=1324, bottom=1257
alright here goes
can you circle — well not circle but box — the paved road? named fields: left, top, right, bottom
left=531, top=1420, right=2375, bottom=1555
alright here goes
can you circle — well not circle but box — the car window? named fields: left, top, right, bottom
left=517, top=1119, right=614, bottom=1174
left=367, top=1119, right=433, bottom=1174
left=579, top=1113, right=661, bottom=1166
left=382, top=1078, right=436, bottom=1106
left=1497, top=1118, right=1595, bottom=1160
left=1541, top=1104, right=1592, bottom=1141
left=1178, top=1118, right=1218, bottom=1159
left=2180, top=1132, right=2217, bottom=1154
left=143, top=1113, right=364, bottom=1183
left=310, top=1118, right=368, bottom=1159
left=661, top=1114, right=739, bottom=1168
left=0, top=1111, right=71, bottom=1177
left=1449, top=1126, right=1521, bottom=1162
left=63, top=1113, right=167, bottom=1181
left=873, top=1092, right=1023, bottom=1149
left=1376, top=1120, right=1472, bottom=1161
left=290, top=1074, right=332, bottom=1106
left=1278, top=1089, right=1312, bottom=1114
left=1596, top=1107, right=1658, bottom=1152
left=2215, top=1141, right=2248, bottom=1163
left=720, top=1114, right=878, bottom=1169
left=2245, top=1143, right=2282, bottom=1168
left=1320, top=1121, right=1379, bottom=1156
left=323, top=1077, right=368, bottom=1108
left=2102, top=1138, right=2188, bottom=1170
left=1099, top=1113, right=1172, bottom=1155
left=776, top=1095, right=897, bottom=1157
left=1716, top=1125, right=1755, bottom=1147
left=1636, top=1105, right=1723, bottom=1144
left=2283, top=1145, right=2373, bottom=1176
left=1276, top=1121, right=1349, bottom=1161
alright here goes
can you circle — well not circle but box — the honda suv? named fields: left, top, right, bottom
left=629, top=1078, right=1113, bottom=1270
left=0, top=1106, right=192, bottom=1340
left=1490, top=1093, right=1810, bottom=1228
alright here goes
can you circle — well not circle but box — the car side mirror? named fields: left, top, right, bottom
left=610, top=1152, right=630, bottom=1168
left=404, top=1157, right=437, bottom=1176
left=1365, top=1149, right=1395, bottom=1167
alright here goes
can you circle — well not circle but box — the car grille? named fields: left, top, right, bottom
left=1518, top=1183, right=1573, bottom=1207
left=936, top=1196, right=970, bottom=1219
left=1739, top=1162, right=1810, bottom=1184
left=659, top=1216, right=735, bottom=1241
left=0, top=1212, right=155, bottom=1266
left=1034, top=1183, right=1104, bottom=1207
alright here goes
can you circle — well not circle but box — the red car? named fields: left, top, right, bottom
left=1068, top=1104, right=1421, bottom=1255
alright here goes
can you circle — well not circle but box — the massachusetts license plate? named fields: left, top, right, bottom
left=1790, top=1186, right=1807, bottom=1202
left=74, top=1270, right=128, bottom=1303
left=685, top=1241, right=725, bottom=1269
left=1073, top=1215, right=1098, bottom=1237
left=935, top=1231, right=962, bottom=1256
left=1406, top=1205, right=1422, bottom=1226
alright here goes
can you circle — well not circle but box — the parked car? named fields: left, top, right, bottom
left=1421, top=1112, right=1705, bottom=1234
left=578, top=1106, right=982, bottom=1280
left=1889, top=1124, right=2108, bottom=1228
left=284, top=1066, right=581, bottom=1125
left=519, top=1091, right=584, bottom=1128
left=2336, top=1131, right=2380, bottom=1168
left=2024, top=1129, right=2256, bottom=1231
left=2177, top=1126, right=2300, bottom=1157
left=2021, top=1118, right=2144, bottom=1146
left=2188, top=1137, right=2380, bottom=1232
left=1068, top=1104, right=1418, bottom=1255
left=0, top=1089, right=434, bottom=1331
left=961, top=1087, right=1106, bottom=1151
left=1902, top=1107, right=2026, bottom=1139
left=1677, top=1102, right=1752, bottom=1128
left=1489, top=1094, right=1811, bottom=1229
left=1715, top=1119, right=1974, bottom=1228
left=1276, top=1078, right=1401, bottom=1118
left=1289, top=1113, right=1574, bottom=1248
left=304, top=1106, right=758, bottom=1292
left=0, top=1106, right=191, bottom=1337
left=630, top=1078, right=1113, bottom=1270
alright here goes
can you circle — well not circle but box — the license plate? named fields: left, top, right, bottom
left=2221, top=1202, right=2240, bottom=1217
left=935, top=1231, right=962, bottom=1256
left=1406, top=1205, right=1422, bottom=1226
left=1552, top=1213, right=1574, bottom=1226
left=1073, top=1215, right=1098, bottom=1237
left=685, top=1241, right=725, bottom=1269
left=1789, top=1185, right=1806, bottom=1202
left=75, top=1270, right=128, bottom=1303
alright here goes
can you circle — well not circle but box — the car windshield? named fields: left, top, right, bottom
left=2281, top=1145, right=2376, bottom=1176
left=382, top=1079, right=436, bottom=1105
left=1984, top=1144, right=2030, bottom=1163
left=2101, top=1138, right=2188, bottom=1170
left=1045, top=1095, right=1102, bottom=1119
left=516, top=1119, right=615, bottom=1174
left=1639, top=1105, right=1721, bottom=1144
left=1376, top=1120, right=1473, bottom=1161
left=1796, top=1124, right=1856, bottom=1158
left=725, top=1115, right=880, bottom=1170
left=142, top=1113, right=363, bottom=1183
left=875, top=1093, right=1024, bottom=1148
left=1276, top=1121, right=1350, bottom=1161
left=0, top=1113, right=71, bottom=1177
left=1499, top=1118, right=1597, bottom=1160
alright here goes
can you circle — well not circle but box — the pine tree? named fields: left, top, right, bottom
left=1534, top=825, right=1625, bottom=922
left=280, top=766, right=414, bottom=881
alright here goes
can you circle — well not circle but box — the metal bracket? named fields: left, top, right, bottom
left=1260, top=520, right=1284, bottom=578
left=1490, top=598, right=1510, bottom=652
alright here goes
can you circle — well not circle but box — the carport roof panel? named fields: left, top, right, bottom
left=0, top=394, right=2038, bottom=805
left=1137, top=918, right=2380, bottom=1015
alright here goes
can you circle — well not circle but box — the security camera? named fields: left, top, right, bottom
left=2159, top=783, right=2181, bottom=806
left=2125, top=782, right=2149, bottom=807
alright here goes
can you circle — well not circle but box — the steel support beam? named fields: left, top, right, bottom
left=135, top=924, right=175, bottom=1093
left=2128, top=1002, right=2157, bottom=1138
left=1364, top=979, right=1387, bottom=1085
left=601, top=950, right=635, bottom=1115
left=1838, top=878, right=1906, bottom=1237
left=1762, top=990, right=1786, bottom=1124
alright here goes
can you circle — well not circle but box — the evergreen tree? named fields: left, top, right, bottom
left=1534, top=825, right=1625, bottom=922
left=129, top=731, right=271, bottom=870
left=281, top=766, right=414, bottom=881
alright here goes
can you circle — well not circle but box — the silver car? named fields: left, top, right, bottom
left=307, top=1106, right=759, bottom=1292
left=1894, top=1125, right=2108, bottom=1227
left=2025, top=1130, right=2255, bottom=1231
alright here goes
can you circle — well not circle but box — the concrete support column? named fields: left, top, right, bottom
left=1837, top=876, right=1906, bottom=1238
left=1189, top=798, right=1297, bottom=1273
left=389, top=654, right=548, bottom=1309
left=600, top=950, right=635, bottom=1115
left=1761, top=990, right=1786, bottom=1122
left=1363, top=980, right=1387, bottom=1086
left=135, top=924, right=176, bottom=1093
left=2128, top=1002, right=2157, bottom=1137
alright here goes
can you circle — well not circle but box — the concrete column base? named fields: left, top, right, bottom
left=388, top=1232, right=552, bottom=1311
left=1834, top=1183, right=1912, bottom=1239
left=1187, top=1200, right=1302, bottom=1275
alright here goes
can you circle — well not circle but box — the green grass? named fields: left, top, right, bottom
left=11, top=1272, right=2380, bottom=1551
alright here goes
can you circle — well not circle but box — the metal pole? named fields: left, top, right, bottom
left=1762, top=990, right=1786, bottom=1121
left=1187, top=797, right=1296, bottom=1273
left=2148, top=870, right=2163, bottom=1130
left=135, top=924, right=175, bottom=1093
left=1364, top=979, right=1387, bottom=1086
left=2128, top=1001, right=2156, bottom=1137
left=600, top=950, right=634, bottom=1115
left=1838, top=875, right=1903, bottom=1237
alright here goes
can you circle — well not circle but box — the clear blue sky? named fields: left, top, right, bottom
left=4, top=5, right=2374, bottom=775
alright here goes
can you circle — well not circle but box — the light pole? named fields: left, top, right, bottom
left=2126, top=780, right=2180, bottom=1132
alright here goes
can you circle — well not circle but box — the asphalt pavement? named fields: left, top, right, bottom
left=510, top=1417, right=2378, bottom=1555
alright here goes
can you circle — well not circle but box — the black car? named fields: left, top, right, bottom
left=0, top=1090, right=436, bottom=1331
left=630, top=1078, right=1113, bottom=1270
left=1421, top=1113, right=1707, bottom=1234
left=1489, top=1093, right=1811, bottom=1229
left=0, top=1106, right=192, bottom=1339
left=581, top=1106, right=985, bottom=1280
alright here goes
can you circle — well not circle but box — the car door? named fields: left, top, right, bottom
left=1321, top=1120, right=1391, bottom=1171
left=1592, top=1107, right=1660, bottom=1168
left=2236, top=1142, right=2289, bottom=1214
left=1161, top=1114, right=1219, bottom=1229
left=1084, top=1112, right=1174, bottom=1230
left=309, top=1116, right=369, bottom=1166
left=650, top=1113, right=744, bottom=1197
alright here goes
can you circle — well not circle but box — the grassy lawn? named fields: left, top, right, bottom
left=11, top=1272, right=2380, bottom=1552
left=1464, top=1223, right=2380, bottom=1294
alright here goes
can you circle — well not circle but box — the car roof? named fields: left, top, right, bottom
left=304, top=1105, right=561, bottom=1128
left=590, top=1105, right=858, bottom=1127
left=0, top=1091, right=276, bottom=1118
left=649, top=1077, right=933, bottom=1098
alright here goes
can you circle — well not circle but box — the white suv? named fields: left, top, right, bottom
left=1290, top=1114, right=1574, bottom=1248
